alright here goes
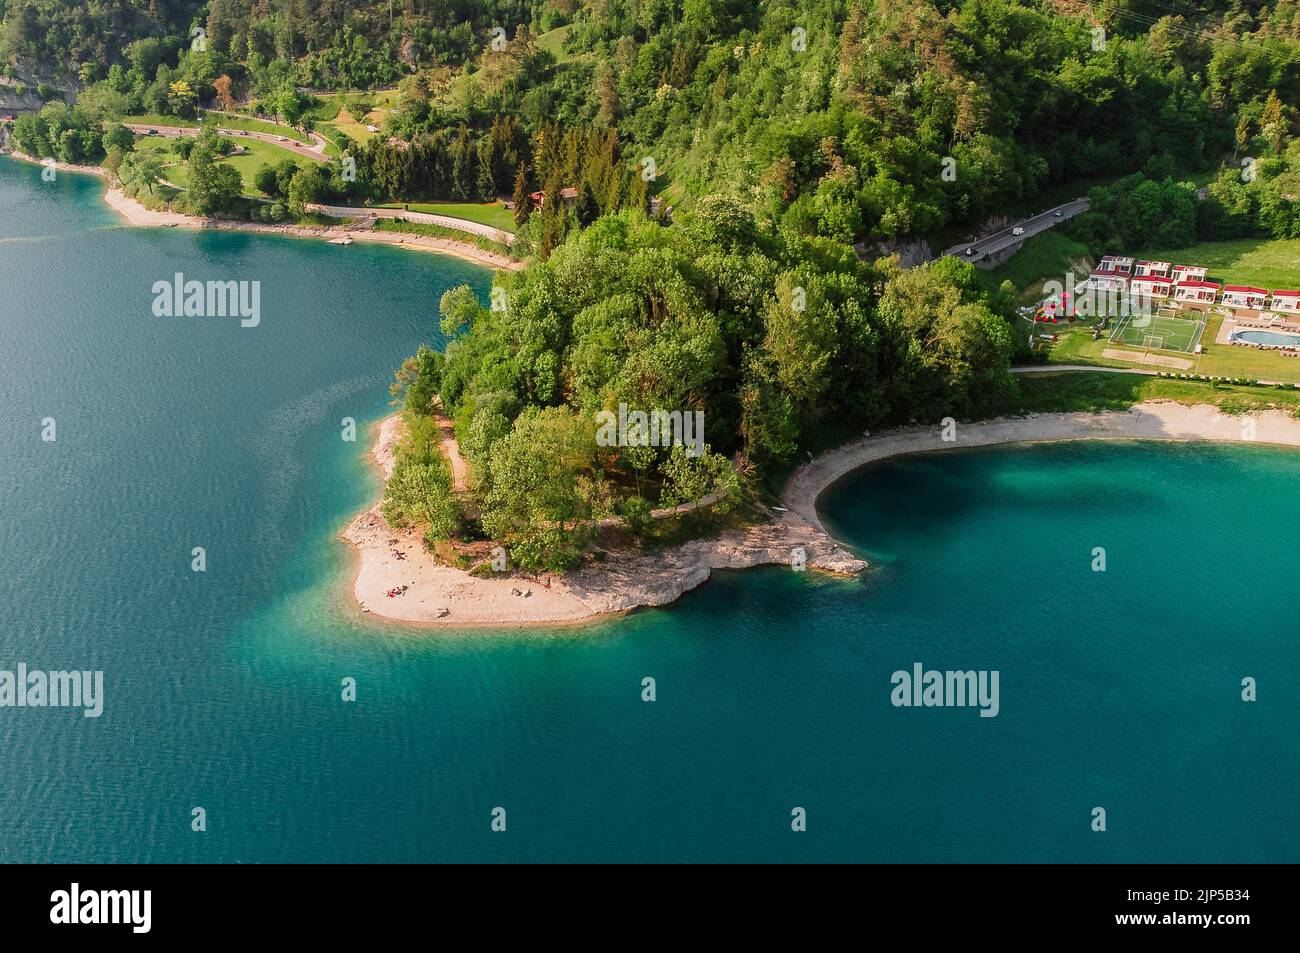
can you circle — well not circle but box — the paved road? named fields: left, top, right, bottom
left=941, top=198, right=1089, bottom=263
left=308, top=202, right=516, bottom=246
left=124, top=122, right=329, bottom=164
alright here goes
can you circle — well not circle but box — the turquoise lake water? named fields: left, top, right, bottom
left=2, top=157, right=1298, bottom=863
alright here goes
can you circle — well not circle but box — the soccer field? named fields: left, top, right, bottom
left=1109, top=313, right=1206, bottom=353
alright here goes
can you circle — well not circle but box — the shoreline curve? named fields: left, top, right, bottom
left=344, top=400, right=1300, bottom=632
left=1, top=152, right=524, bottom=272
left=780, top=400, right=1300, bottom=537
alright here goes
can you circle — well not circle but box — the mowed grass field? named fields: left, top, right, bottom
left=133, top=135, right=309, bottom=195
left=980, top=230, right=1094, bottom=303
left=1044, top=313, right=1300, bottom=383
left=1110, top=313, right=1204, bottom=352
left=1130, top=238, right=1300, bottom=291
left=1007, top=371, right=1300, bottom=416
left=980, top=230, right=1299, bottom=305
left=378, top=201, right=517, bottom=232
left=201, top=111, right=312, bottom=144
left=311, top=89, right=400, bottom=145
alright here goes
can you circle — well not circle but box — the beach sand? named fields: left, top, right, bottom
left=343, top=414, right=868, bottom=629
left=102, top=186, right=524, bottom=271
left=345, top=401, right=1300, bottom=630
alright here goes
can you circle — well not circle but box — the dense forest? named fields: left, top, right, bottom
left=5, top=0, right=1297, bottom=245
left=4, top=0, right=1298, bottom=568
left=386, top=198, right=1018, bottom=568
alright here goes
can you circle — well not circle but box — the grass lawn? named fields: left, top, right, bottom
left=1130, top=237, right=1300, bottom=290
left=378, top=201, right=517, bottom=232
left=202, top=111, right=311, bottom=144
left=1007, top=371, right=1300, bottom=417
left=373, top=218, right=512, bottom=256
left=133, top=134, right=308, bottom=196
left=323, top=106, right=381, bottom=144
left=311, top=89, right=399, bottom=145
left=535, top=24, right=573, bottom=57
left=1039, top=312, right=1300, bottom=384
left=980, top=230, right=1093, bottom=302
left=1109, top=313, right=1204, bottom=353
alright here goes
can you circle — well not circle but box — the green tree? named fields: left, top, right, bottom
left=187, top=131, right=243, bottom=214
left=512, top=164, right=532, bottom=227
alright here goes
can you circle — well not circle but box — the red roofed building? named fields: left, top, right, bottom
left=1083, top=270, right=1128, bottom=293
left=1093, top=255, right=1134, bottom=277
left=1221, top=285, right=1269, bottom=310
left=1270, top=290, right=1300, bottom=315
left=1134, top=260, right=1171, bottom=278
left=1174, top=279, right=1219, bottom=307
left=1171, top=264, right=1207, bottom=283
left=1130, top=275, right=1173, bottom=299
left=528, top=188, right=579, bottom=208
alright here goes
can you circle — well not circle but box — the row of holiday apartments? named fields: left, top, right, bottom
left=1079, top=257, right=1300, bottom=318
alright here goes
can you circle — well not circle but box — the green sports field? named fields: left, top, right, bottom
left=1108, top=312, right=1206, bottom=353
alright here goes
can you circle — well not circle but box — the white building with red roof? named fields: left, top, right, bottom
left=1130, top=275, right=1173, bottom=299
left=1171, top=264, right=1207, bottom=283
left=1095, top=255, right=1134, bottom=276
left=1082, top=255, right=1135, bottom=294
left=1221, top=285, right=1269, bottom=310
left=1134, top=260, right=1171, bottom=278
left=1270, top=290, right=1300, bottom=315
left=1174, top=279, right=1219, bottom=306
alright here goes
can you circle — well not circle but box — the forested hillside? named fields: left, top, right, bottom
left=4, top=0, right=1298, bottom=569
left=5, top=0, right=1296, bottom=245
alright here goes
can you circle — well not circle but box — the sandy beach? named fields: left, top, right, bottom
left=3, top=151, right=524, bottom=271
left=781, top=401, right=1300, bottom=535
left=344, top=400, right=1300, bottom=630
left=103, top=184, right=524, bottom=271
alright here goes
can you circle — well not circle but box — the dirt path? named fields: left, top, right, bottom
left=434, top=406, right=470, bottom=493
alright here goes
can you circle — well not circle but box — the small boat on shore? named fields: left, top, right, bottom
left=326, top=236, right=354, bottom=245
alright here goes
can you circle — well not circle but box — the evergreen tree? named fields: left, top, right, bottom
left=513, top=164, right=532, bottom=228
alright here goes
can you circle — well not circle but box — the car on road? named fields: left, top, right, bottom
left=1012, top=226, right=1024, bottom=236
left=1053, top=210, right=1063, bottom=217
left=965, top=247, right=975, bottom=256
left=278, top=136, right=288, bottom=142
left=145, top=129, right=158, bottom=136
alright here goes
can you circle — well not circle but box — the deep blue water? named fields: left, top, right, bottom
left=2, top=157, right=1297, bottom=863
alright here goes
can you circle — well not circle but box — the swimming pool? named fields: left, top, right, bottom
left=1232, top=329, right=1300, bottom=348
